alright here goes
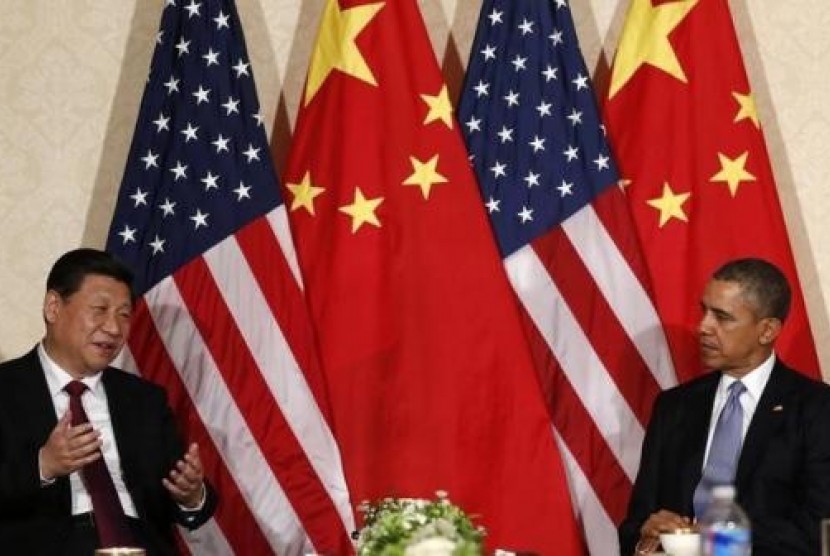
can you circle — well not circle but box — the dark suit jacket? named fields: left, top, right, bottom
left=619, top=360, right=830, bottom=556
left=0, top=348, right=217, bottom=555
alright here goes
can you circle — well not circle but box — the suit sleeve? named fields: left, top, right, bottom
left=749, top=383, right=830, bottom=555
left=0, top=418, right=43, bottom=508
left=0, top=355, right=61, bottom=512
left=618, top=392, right=670, bottom=556
left=156, top=391, right=218, bottom=529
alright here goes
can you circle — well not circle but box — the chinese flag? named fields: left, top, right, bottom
left=604, top=0, right=820, bottom=382
left=281, top=0, right=583, bottom=553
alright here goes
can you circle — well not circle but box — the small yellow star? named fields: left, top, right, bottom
left=420, top=84, right=453, bottom=128
left=710, top=151, right=756, bottom=197
left=286, top=171, right=325, bottom=215
left=402, top=154, right=448, bottom=199
left=646, top=182, right=690, bottom=227
left=304, top=0, right=385, bottom=105
left=608, top=0, right=698, bottom=99
left=339, top=187, right=384, bottom=233
left=732, top=91, right=760, bottom=129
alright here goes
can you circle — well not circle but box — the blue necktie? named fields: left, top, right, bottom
left=693, top=380, right=746, bottom=517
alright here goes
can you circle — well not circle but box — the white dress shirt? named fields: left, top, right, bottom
left=700, top=352, right=775, bottom=469
left=38, top=343, right=138, bottom=517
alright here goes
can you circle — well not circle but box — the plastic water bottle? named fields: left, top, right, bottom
left=699, top=485, right=751, bottom=555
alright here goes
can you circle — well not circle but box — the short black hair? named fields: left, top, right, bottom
left=713, top=258, right=791, bottom=321
left=46, top=248, right=134, bottom=300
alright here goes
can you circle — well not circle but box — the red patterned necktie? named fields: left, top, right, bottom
left=64, top=380, right=135, bottom=547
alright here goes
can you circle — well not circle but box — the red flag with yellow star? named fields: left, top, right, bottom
left=604, top=0, right=820, bottom=381
left=281, top=0, right=583, bottom=553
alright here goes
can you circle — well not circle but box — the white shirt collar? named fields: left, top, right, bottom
left=718, top=351, right=775, bottom=402
left=38, top=341, right=105, bottom=398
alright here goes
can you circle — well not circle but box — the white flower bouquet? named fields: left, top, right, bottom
left=355, top=491, right=485, bottom=555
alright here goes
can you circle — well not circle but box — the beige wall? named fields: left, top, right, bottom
left=1, top=0, right=829, bottom=379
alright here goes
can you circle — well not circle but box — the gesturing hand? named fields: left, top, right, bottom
left=163, top=443, right=205, bottom=509
left=39, top=410, right=103, bottom=480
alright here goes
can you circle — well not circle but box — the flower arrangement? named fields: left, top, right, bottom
left=355, top=491, right=485, bottom=555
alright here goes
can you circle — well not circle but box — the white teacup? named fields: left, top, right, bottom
left=659, top=530, right=700, bottom=556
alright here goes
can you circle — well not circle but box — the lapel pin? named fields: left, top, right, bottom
left=772, top=405, right=784, bottom=412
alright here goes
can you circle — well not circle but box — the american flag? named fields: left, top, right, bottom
left=105, top=1, right=354, bottom=554
left=459, top=0, right=675, bottom=553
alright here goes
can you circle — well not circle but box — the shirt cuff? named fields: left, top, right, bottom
left=178, top=483, right=207, bottom=513
left=38, top=449, right=56, bottom=486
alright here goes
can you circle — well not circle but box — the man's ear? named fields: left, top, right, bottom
left=43, top=290, right=62, bottom=324
left=758, top=317, right=783, bottom=346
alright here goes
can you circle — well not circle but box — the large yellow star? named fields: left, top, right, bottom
left=402, top=154, right=448, bottom=199
left=286, top=171, right=325, bottom=215
left=339, top=187, right=384, bottom=233
left=304, top=0, right=385, bottom=105
left=608, top=0, right=698, bottom=99
left=420, top=84, right=453, bottom=128
left=732, top=91, right=760, bottom=128
left=710, top=151, right=756, bottom=196
left=646, top=182, right=690, bottom=227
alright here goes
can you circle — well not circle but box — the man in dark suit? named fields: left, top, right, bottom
left=619, top=258, right=830, bottom=555
left=0, top=248, right=217, bottom=555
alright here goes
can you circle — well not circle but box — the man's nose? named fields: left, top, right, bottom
left=698, top=312, right=713, bottom=335
left=101, top=312, right=123, bottom=335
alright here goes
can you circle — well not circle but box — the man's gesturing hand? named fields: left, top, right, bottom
left=39, top=410, right=103, bottom=480
left=163, top=443, right=205, bottom=509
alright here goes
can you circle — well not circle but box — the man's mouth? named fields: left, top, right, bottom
left=699, top=341, right=718, bottom=353
left=92, top=341, right=119, bottom=353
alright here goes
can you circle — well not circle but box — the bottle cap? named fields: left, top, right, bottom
left=711, top=485, right=736, bottom=500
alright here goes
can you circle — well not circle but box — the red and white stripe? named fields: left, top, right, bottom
left=122, top=206, right=355, bottom=555
left=504, top=191, right=676, bottom=555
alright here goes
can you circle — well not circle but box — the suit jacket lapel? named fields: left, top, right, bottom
left=735, top=362, right=789, bottom=489
left=14, top=348, right=72, bottom=512
left=102, top=370, right=140, bottom=491
left=17, top=349, right=61, bottom=446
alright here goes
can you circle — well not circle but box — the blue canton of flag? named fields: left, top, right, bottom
left=106, top=0, right=281, bottom=295
left=459, top=0, right=619, bottom=257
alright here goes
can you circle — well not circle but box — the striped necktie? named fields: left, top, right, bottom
left=693, top=380, right=746, bottom=518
